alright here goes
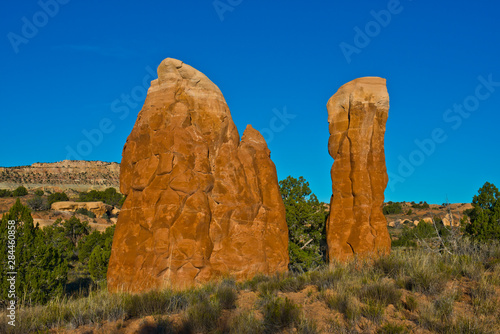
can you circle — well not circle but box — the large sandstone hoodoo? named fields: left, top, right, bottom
left=326, top=77, right=391, bottom=262
left=107, top=58, right=289, bottom=292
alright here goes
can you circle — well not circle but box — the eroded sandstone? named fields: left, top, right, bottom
left=326, top=77, right=391, bottom=261
left=107, top=58, right=288, bottom=292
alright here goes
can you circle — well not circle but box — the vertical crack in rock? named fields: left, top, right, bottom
left=107, top=58, right=289, bottom=292
left=326, top=77, right=391, bottom=262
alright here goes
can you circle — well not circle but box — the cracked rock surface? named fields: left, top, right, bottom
left=107, top=58, right=289, bottom=292
left=326, top=77, right=391, bottom=262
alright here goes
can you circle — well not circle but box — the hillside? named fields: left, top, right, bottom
left=0, top=160, right=119, bottom=193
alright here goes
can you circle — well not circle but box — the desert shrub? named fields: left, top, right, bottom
left=307, top=267, right=346, bottom=291
left=433, top=293, right=455, bottom=322
left=13, top=185, right=28, bottom=196
left=324, top=292, right=361, bottom=322
left=362, top=300, right=385, bottom=323
left=377, top=322, right=409, bottom=334
left=358, top=280, right=401, bottom=307
left=34, top=189, right=44, bottom=196
left=261, top=296, right=301, bottom=332
left=75, top=207, right=96, bottom=218
left=471, top=278, right=498, bottom=316
left=392, top=220, right=449, bottom=248
left=184, top=298, right=222, bottom=333
left=215, top=283, right=237, bottom=309
left=27, top=195, right=50, bottom=211
left=0, top=189, right=12, bottom=197
left=242, top=273, right=270, bottom=291
left=374, top=255, right=407, bottom=278
left=404, top=295, right=418, bottom=312
left=123, top=289, right=188, bottom=317
left=411, top=201, right=430, bottom=209
left=48, top=192, right=69, bottom=206
left=383, top=202, right=403, bottom=215
left=404, top=264, right=447, bottom=295
left=78, top=187, right=124, bottom=207
left=257, top=272, right=308, bottom=295
left=296, top=317, right=319, bottom=334
left=230, top=311, right=264, bottom=334
left=279, top=176, right=328, bottom=272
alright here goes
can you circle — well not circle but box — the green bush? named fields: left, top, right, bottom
left=34, top=189, right=44, bottom=196
left=411, top=201, right=430, bottom=209
left=27, top=195, right=50, bottom=211
left=78, top=187, right=124, bottom=207
left=230, top=311, right=264, bottom=334
left=89, top=246, right=111, bottom=283
left=13, top=186, right=28, bottom=197
left=392, top=220, right=449, bottom=248
left=75, top=208, right=96, bottom=218
left=48, top=192, right=69, bottom=206
left=383, top=202, right=403, bottom=215
left=0, top=189, right=12, bottom=197
left=184, top=298, right=222, bottom=332
left=261, top=296, right=301, bottom=332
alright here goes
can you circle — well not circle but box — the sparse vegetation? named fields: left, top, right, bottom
left=0, top=189, right=12, bottom=198
left=75, top=207, right=96, bottom=218
left=47, top=191, right=69, bottom=206
left=27, top=195, right=50, bottom=211
left=411, top=201, right=430, bottom=209
left=383, top=202, right=403, bottom=215
left=0, top=241, right=498, bottom=333
left=78, top=187, right=124, bottom=207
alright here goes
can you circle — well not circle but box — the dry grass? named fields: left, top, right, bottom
left=1, top=240, right=499, bottom=333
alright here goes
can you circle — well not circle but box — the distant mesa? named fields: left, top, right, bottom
left=0, top=160, right=119, bottom=194
left=326, top=77, right=391, bottom=261
left=107, top=58, right=289, bottom=292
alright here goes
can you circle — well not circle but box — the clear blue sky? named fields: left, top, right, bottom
left=1, top=0, right=499, bottom=204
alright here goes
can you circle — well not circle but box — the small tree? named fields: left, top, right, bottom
left=463, top=182, right=500, bottom=241
left=48, top=192, right=69, bottom=206
left=12, top=186, right=28, bottom=197
left=279, top=176, right=328, bottom=272
left=27, top=196, right=50, bottom=211
left=63, top=216, right=90, bottom=246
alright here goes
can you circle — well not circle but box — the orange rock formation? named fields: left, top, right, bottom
left=326, top=77, right=391, bottom=262
left=107, top=58, right=289, bottom=292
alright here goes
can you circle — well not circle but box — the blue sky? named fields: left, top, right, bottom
left=1, top=0, right=499, bottom=204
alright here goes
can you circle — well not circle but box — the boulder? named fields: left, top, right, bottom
left=51, top=201, right=112, bottom=217
left=326, top=77, right=391, bottom=261
left=107, top=58, right=289, bottom=292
